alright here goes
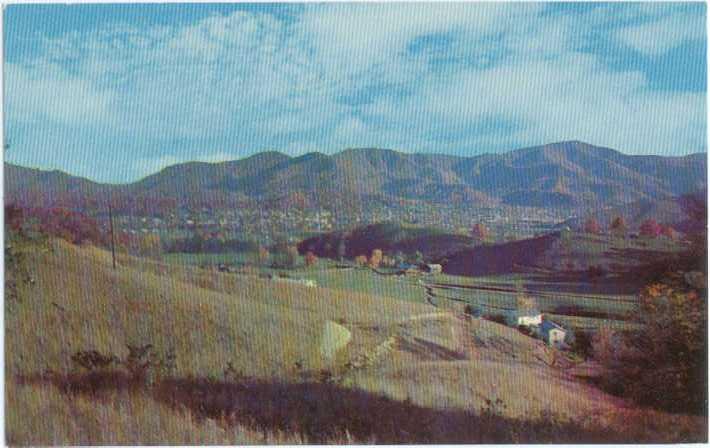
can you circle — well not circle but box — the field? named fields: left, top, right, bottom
left=6, top=235, right=705, bottom=444
left=161, top=231, right=683, bottom=334
left=164, top=251, right=258, bottom=266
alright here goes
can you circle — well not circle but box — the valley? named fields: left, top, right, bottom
left=4, top=141, right=707, bottom=444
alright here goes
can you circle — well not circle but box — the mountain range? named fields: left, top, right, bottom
left=5, top=140, right=706, bottom=211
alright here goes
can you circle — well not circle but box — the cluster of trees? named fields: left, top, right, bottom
left=268, top=243, right=301, bottom=269
left=590, top=193, right=707, bottom=414
left=591, top=274, right=707, bottom=414
left=350, top=248, right=427, bottom=269
left=298, top=222, right=469, bottom=264
left=4, top=204, right=170, bottom=259
left=5, top=205, right=106, bottom=246
left=583, top=216, right=678, bottom=239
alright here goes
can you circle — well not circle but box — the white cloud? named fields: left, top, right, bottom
left=5, top=61, right=115, bottom=127
left=134, top=152, right=236, bottom=179
left=4, top=3, right=706, bottom=182
left=616, top=11, right=705, bottom=55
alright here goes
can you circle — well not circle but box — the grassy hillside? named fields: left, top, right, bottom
left=298, top=222, right=474, bottom=260
left=443, top=231, right=685, bottom=280
left=5, top=236, right=705, bottom=443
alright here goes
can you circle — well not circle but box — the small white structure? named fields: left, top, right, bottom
left=425, top=264, right=443, bottom=274
left=540, top=320, right=567, bottom=348
left=507, top=309, right=543, bottom=327
left=517, top=311, right=543, bottom=327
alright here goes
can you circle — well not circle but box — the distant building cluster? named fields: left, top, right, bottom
left=111, top=202, right=573, bottom=246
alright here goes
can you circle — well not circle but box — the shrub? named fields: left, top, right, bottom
left=609, top=216, right=627, bottom=236
left=304, top=251, right=318, bottom=267
left=71, top=350, right=119, bottom=372
left=569, top=330, right=594, bottom=359
left=482, top=314, right=507, bottom=325
left=584, top=218, right=601, bottom=234
left=587, top=265, right=605, bottom=278
left=70, top=344, right=177, bottom=386
left=639, top=219, right=661, bottom=238
left=517, top=325, right=534, bottom=337
left=368, top=249, right=383, bottom=268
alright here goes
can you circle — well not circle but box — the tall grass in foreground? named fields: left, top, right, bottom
left=6, top=379, right=309, bottom=445
left=9, top=369, right=706, bottom=445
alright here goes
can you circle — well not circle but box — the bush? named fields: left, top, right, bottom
left=70, top=344, right=177, bottom=386
left=482, top=314, right=507, bottom=325
left=517, top=325, right=534, bottom=337
left=587, top=265, right=605, bottom=278
left=569, top=330, right=594, bottom=359
left=304, top=251, right=318, bottom=267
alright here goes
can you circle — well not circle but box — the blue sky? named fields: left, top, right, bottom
left=4, top=2, right=707, bottom=183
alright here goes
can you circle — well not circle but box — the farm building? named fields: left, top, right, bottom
left=513, top=309, right=543, bottom=327
left=506, top=309, right=542, bottom=327
left=540, top=320, right=567, bottom=348
left=424, top=264, right=443, bottom=274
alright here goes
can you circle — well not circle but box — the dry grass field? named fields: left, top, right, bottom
left=5, top=238, right=707, bottom=444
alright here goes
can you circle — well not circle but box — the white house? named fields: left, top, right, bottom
left=540, top=320, right=567, bottom=348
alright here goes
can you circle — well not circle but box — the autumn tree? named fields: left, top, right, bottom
left=660, top=225, right=676, bottom=240
left=471, top=223, right=489, bottom=242
left=5, top=204, right=24, bottom=233
left=304, top=251, right=318, bottom=267
left=609, top=216, right=627, bottom=237
left=369, top=249, right=383, bottom=268
left=354, top=255, right=368, bottom=266
left=258, top=246, right=270, bottom=266
left=33, top=207, right=104, bottom=246
left=139, top=233, right=162, bottom=259
left=592, top=273, right=707, bottom=414
left=639, top=219, right=661, bottom=238
left=583, top=218, right=601, bottom=234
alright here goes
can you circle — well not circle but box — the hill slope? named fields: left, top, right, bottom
left=5, top=237, right=705, bottom=443
left=298, top=222, right=475, bottom=260
left=442, top=231, right=686, bottom=279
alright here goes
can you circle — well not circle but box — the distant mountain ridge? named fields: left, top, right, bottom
left=5, top=141, right=706, bottom=210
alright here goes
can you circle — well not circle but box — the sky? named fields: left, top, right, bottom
left=3, top=2, right=707, bottom=183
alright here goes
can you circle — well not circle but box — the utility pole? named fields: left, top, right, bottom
left=108, top=202, right=117, bottom=270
